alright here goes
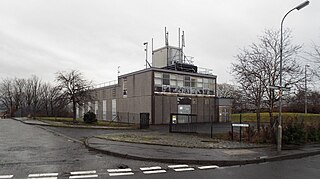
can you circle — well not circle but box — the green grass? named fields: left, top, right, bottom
left=36, top=117, right=134, bottom=127
left=231, top=112, right=320, bottom=124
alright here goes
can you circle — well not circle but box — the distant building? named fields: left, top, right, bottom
left=77, top=31, right=232, bottom=124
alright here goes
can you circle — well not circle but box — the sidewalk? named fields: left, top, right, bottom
left=11, top=117, right=320, bottom=166
left=13, top=117, right=51, bottom=126
left=85, top=133, right=320, bottom=166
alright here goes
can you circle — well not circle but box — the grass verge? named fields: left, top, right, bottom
left=36, top=117, right=136, bottom=128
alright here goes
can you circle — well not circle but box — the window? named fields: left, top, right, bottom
left=170, top=74, right=177, bottom=86
left=170, top=74, right=176, bottom=79
left=170, top=79, right=177, bottom=86
left=163, top=73, right=170, bottom=85
left=184, top=76, right=190, bottom=87
left=191, top=77, right=197, bottom=87
left=155, top=78, right=162, bottom=85
left=123, top=78, right=127, bottom=97
left=177, top=75, right=183, bottom=87
left=154, top=72, right=162, bottom=86
left=154, top=72, right=162, bottom=78
left=153, top=72, right=216, bottom=96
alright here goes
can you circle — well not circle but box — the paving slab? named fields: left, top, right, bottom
left=85, top=137, right=320, bottom=166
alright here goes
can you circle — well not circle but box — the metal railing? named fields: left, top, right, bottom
left=93, top=80, right=118, bottom=89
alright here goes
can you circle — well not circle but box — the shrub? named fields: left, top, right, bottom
left=283, top=121, right=306, bottom=145
left=83, top=111, right=97, bottom=123
left=306, top=124, right=320, bottom=142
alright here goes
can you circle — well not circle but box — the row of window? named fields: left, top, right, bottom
left=154, top=72, right=215, bottom=90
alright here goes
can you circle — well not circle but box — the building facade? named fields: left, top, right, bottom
left=77, top=35, right=232, bottom=124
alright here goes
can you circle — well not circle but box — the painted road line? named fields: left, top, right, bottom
left=0, top=175, right=13, bottom=179
left=107, top=168, right=132, bottom=173
left=109, top=172, right=134, bottom=177
left=69, top=175, right=98, bottom=179
left=174, top=168, right=195, bottom=172
left=143, top=170, right=167, bottom=174
left=168, top=164, right=189, bottom=168
left=70, top=171, right=96, bottom=175
left=28, top=173, right=59, bottom=177
left=198, top=165, right=219, bottom=170
left=28, top=177, right=57, bottom=179
left=140, top=166, right=162, bottom=171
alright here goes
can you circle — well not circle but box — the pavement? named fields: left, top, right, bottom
left=11, top=117, right=320, bottom=166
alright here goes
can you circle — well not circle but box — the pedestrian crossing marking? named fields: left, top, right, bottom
left=198, top=165, right=219, bottom=170
left=3, top=164, right=220, bottom=178
left=143, top=170, right=167, bottom=174
left=109, top=172, right=134, bottom=177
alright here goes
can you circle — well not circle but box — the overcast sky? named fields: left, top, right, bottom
left=0, top=0, right=319, bottom=85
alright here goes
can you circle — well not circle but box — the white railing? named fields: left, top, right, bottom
left=93, top=80, right=118, bottom=89
left=198, top=67, right=213, bottom=75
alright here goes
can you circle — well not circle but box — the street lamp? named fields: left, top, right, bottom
left=278, top=0, right=310, bottom=152
left=305, top=64, right=310, bottom=114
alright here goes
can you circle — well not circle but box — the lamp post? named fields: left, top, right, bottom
left=305, top=64, right=310, bottom=114
left=278, top=0, right=310, bottom=152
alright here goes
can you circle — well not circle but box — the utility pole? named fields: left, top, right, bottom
left=305, top=64, right=310, bottom=114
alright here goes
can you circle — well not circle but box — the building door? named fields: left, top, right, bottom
left=102, top=100, right=107, bottom=120
left=112, top=99, right=117, bottom=121
left=178, top=104, right=191, bottom=123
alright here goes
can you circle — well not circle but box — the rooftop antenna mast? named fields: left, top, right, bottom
left=143, top=42, right=151, bottom=69
left=165, top=27, right=169, bottom=66
left=182, top=30, right=185, bottom=63
left=117, top=66, right=120, bottom=80
left=165, top=27, right=169, bottom=46
left=178, top=28, right=181, bottom=49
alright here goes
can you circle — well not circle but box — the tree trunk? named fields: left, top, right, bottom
left=256, top=108, right=261, bottom=133
left=72, top=98, right=77, bottom=123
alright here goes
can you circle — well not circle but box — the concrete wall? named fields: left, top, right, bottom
left=154, top=95, right=216, bottom=124
left=82, top=70, right=153, bottom=123
left=79, top=68, right=220, bottom=124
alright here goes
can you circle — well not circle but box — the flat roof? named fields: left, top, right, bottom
left=119, top=67, right=217, bottom=79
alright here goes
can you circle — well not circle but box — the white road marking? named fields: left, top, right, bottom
left=174, top=168, right=195, bottom=172
left=28, top=177, right=57, bottom=179
left=143, top=170, right=167, bottom=174
left=109, top=172, right=134, bottom=177
left=70, top=171, right=96, bottom=175
left=107, top=168, right=132, bottom=173
left=140, top=166, right=162, bottom=171
left=168, top=164, right=189, bottom=168
left=198, top=165, right=219, bottom=170
left=28, top=173, right=59, bottom=177
left=0, top=175, right=13, bottom=179
left=69, top=175, right=98, bottom=179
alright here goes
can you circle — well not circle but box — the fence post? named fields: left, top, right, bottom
left=211, top=115, right=213, bottom=138
left=169, top=113, right=172, bottom=133
left=231, top=124, right=234, bottom=141
left=240, top=113, right=242, bottom=142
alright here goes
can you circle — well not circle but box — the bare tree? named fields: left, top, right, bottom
left=232, top=29, right=303, bottom=132
left=40, top=83, right=67, bottom=117
left=13, top=78, right=26, bottom=117
left=217, top=83, right=236, bottom=98
left=56, top=70, right=92, bottom=122
left=0, top=79, right=14, bottom=117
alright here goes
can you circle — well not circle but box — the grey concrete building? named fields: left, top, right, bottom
left=77, top=32, right=232, bottom=124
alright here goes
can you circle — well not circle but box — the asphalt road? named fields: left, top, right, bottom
left=0, top=119, right=169, bottom=178
left=1, top=118, right=319, bottom=179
